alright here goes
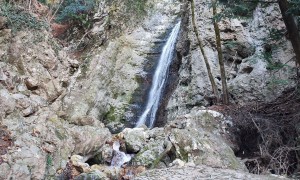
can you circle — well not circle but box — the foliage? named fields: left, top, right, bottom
left=37, top=0, right=47, bottom=4
left=262, top=28, right=287, bottom=71
left=268, top=76, right=290, bottom=87
left=259, top=26, right=295, bottom=91
left=287, top=0, right=300, bottom=15
left=53, top=0, right=148, bottom=39
left=287, top=0, right=300, bottom=26
left=218, top=0, right=259, bottom=18
left=46, top=154, right=53, bottom=166
left=223, top=40, right=239, bottom=49
left=123, top=0, right=148, bottom=17
left=0, top=3, right=47, bottom=32
left=55, top=0, right=96, bottom=29
left=105, top=0, right=148, bottom=27
left=267, top=28, right=285, bottom=42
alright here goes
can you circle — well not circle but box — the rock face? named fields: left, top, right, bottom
left=62, top=0, right=183, bottom=130
left=167, top=0, right=297, bottom=120
left=0, top=0, right=184, bottom=178
left=134, top=165, right=286, bottom=180
left=0, top=0, right=297, bottom=179
left=0, top=16, right=112, bottom=179
left=59, top=110, right=282, bottom=180
left=57, top=110, right=245, bottom=179
left=121, top=110, right=245, bottom=170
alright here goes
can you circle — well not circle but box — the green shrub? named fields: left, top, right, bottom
left=37, top=0, right=47, bottom=4
left=268, top=28, right=285, bottom=43
left=124, top=0, right=147, bottom=17
left=0, top=3, right=47, bottom=32
left=224, top=40, right=239, bottom=49
left=288, top=0, right=300, bottom=15
left=219, top=0, right=259, bottom=18
left=55, top=0, right=95, bottom=29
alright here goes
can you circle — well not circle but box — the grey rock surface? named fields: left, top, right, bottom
left=119, top=110, right=245, bottom=170
left=0, top=0, right=297, bottom=179
left=134, top=165, right=286, bottom=180
left=63, top=0, right=183, bottom=128
left=167, top=0, right=297, bottom=120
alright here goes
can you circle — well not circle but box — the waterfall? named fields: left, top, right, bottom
left=111, top=141, right=132, bottom=167
left=136, top=21, right=181, bottom=128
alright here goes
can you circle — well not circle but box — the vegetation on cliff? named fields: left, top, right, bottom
left=212, top=0, right=300, bottom=176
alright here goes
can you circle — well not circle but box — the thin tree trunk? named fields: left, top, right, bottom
left=278, top=0, right=300, bottom=66
left=212, top=0, right=229, bottom=104
left=190, top=0, right=219, bottom=102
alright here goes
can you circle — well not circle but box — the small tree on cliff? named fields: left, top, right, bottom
left=190, top=0, right=219, bottom=103
left=212, top=0, right=229, bottom=104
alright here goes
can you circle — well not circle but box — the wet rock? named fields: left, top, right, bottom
left=130, top=128, right=167, bottom=168
left=70, top=155, right=91, bottom=173
left=111, top=141, right=132, bottom=167
left=106, top=121, right=125, bottom=134
left=123, top=110, right=244, bottom=170
left=99, top=144, right=114, bottom=164
left=123, top=128, right=148, bottom=153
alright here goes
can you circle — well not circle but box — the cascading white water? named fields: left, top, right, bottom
left=136, top=21, right=181, bottom=128
left=111, top=141, right=132, bottom=167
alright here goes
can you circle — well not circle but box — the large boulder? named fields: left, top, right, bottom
left=1, top=110, right=111, bottom=179
left=120, top=110, right=245, bottom=170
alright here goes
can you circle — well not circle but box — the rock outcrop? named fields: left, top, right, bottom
left=167, top=0, right=297, bottom=120
left=62, top=0, right=183, bottom=130
left=0, top=0, right=184, bottom=178
left=0, top=16, right=110, bottom=179
left=0, top=0, right=297, bottom=179
left=134, top=165, right=286, bottom=180
left=126, top=110, right=244, bottom=170
left=58, top=110, right=284, bottom=180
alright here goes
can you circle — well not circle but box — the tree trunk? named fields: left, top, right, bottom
left=278, top=0, right=300, bottom=66
left=190, top=0, right=219, bottom=102
left=212, top=0, right=229, bottom=104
